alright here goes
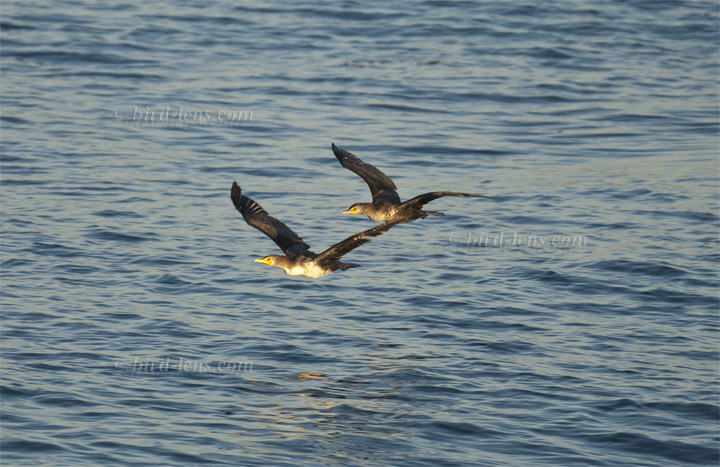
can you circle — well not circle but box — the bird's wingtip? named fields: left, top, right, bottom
left=231, top=181, right=241, bottom=198
left=331, top=142, right=343, bottom=157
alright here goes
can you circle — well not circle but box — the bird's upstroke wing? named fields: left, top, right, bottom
left=231, top=182, right=313, bottom=259
left=332, top=143, right=401, bottom=205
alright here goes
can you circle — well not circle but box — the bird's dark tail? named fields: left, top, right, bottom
left=338, top=262, right=360, bottom=270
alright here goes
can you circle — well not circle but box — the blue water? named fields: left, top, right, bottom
left=1, top=1, right=718, bottom=465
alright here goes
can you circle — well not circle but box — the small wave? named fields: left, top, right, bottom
left=584, top=431, right=718, bottom=465
left=588, top=259, right=687, bottom=278
left=85, top=229, right=155, bottom=243
left=1, top=439, right=68, bottom=453
left=0, top=21, right=36, bottom=30
left=29, top=242, right=81, bottom=258
left=92, top=209, right=144, bottom=218
left=4, top=50, right=152, bottom=65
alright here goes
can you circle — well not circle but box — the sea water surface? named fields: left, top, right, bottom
left=1, top=1, right=718, bottom=465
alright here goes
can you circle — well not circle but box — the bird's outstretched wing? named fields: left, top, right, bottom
left=314, top=220, right=400, bottom=268
left=332, top=143, right=401, bottom=205
left=231, top=182, right=313, bottom=260
left=402, top=191, right=496, bottom=210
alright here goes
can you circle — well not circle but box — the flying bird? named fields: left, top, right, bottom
left=332, top=143, right=495, bottom=224
left=231, top=182, right=397, bottom=278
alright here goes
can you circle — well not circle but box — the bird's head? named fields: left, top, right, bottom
left=342, top=203, right=369, bottom=215
left=254, top=255, right=281, bottom=267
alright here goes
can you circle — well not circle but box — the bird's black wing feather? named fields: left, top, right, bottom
left=402, top=191, right=496, bottom=210
left=332, top=143, right=401, bottom=205
left=231, top=182, right=313, bottom=260
left=314, top=220, right=400, bottom=268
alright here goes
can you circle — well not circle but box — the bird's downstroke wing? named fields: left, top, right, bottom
left=314, top=220, right=401, bottom=267
left=332, top=143, right=401, bottom=205
left=403, top=191, right=496, bottom=210
left=231, top=182, right=313, bottom=260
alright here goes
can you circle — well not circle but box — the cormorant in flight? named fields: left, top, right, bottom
left=231, top=182, right=397, bottom=278
left=332, top=143, right=495, bottom=224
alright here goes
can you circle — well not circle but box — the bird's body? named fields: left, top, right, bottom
left=231, top=182, right=395, bottom=278
left=257, top=255, right=352, bottom=279
left=332, top=143, right=494, bottom=224
left=344, top=199, right=445, bottom=223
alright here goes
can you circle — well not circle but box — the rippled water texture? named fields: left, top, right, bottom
left=2, top=1, right=719, bottom=465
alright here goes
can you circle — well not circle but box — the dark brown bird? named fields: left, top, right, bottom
left=231, top=182, right=398, bottom=278
left=332, top=143, right=495, bottom=224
